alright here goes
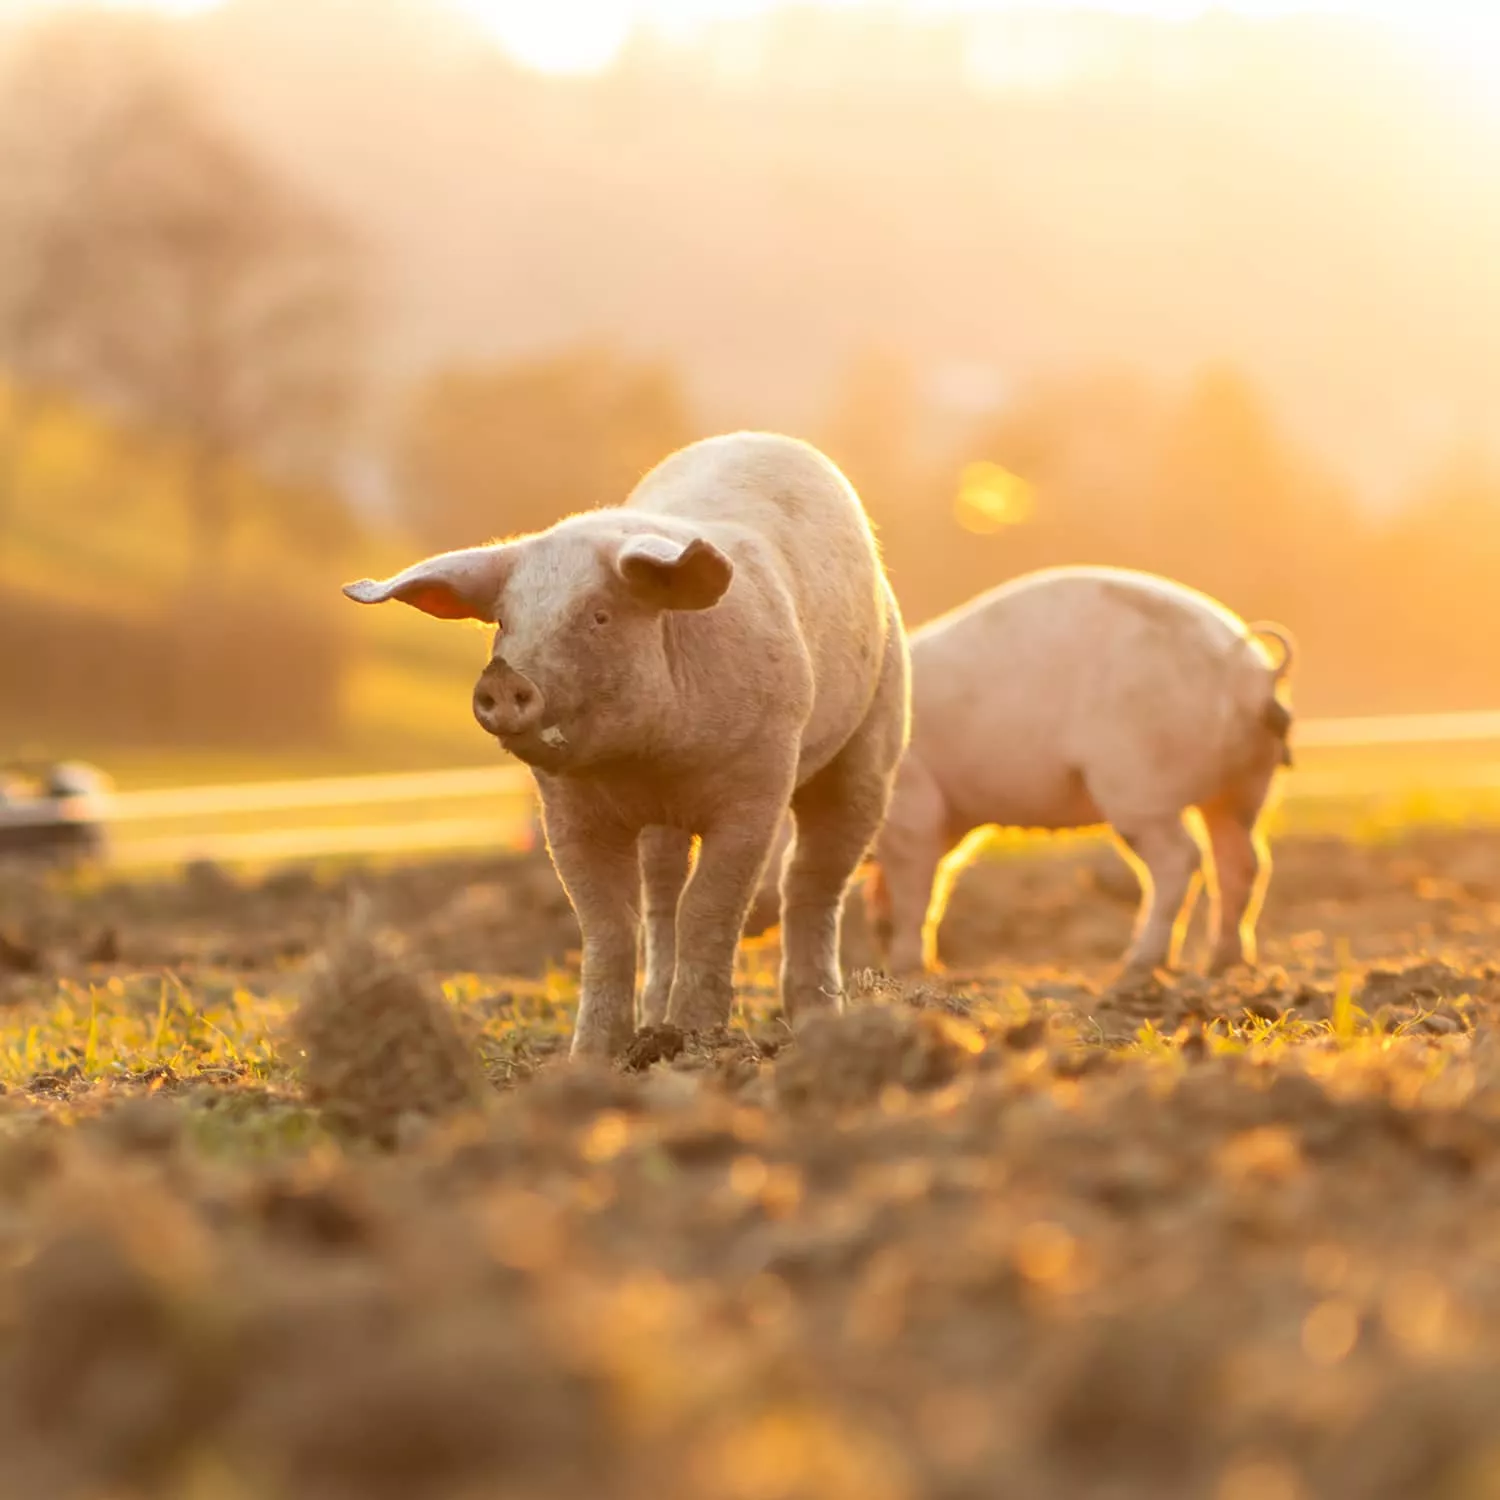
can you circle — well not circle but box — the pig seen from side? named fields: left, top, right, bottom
left=865, top=566, right=1295, bottom=979
left=343, top=432, right=910, bottom=1059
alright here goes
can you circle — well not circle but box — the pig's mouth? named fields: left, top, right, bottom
left=498, top=723, right=572, bottom=773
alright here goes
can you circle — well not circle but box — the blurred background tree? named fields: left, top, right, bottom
left=0, top=11, right=367, bottom=581
left=397, top=346, right=691, bottom=547
left=0, top=11, right=371, bottom=757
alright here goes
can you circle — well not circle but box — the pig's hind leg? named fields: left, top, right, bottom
left=1199, top=785, right=1274, bottom=975
left=875, top=797, right=949, bottom=976
left=1105, top=808, right=1203, bottom=977
left=780, top=752, right=893, bottom=1021
left=780, top=646, right=909, bottom=1019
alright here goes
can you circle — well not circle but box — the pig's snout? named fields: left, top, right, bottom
left=473, top=662, right=545, bottom=738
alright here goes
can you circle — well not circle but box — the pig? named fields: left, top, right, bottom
left=864, top=566, right=1295, bottom=979
left=343, top=432, right=910, bottom=1059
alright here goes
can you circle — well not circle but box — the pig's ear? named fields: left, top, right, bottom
left=342, top=544, right=513, bottom=622
left=615, top=534, right=733, bottom=612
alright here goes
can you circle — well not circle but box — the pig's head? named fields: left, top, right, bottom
left=342, top=515, right=734, bottom=773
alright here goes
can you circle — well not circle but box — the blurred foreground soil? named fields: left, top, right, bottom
left=3, top=827, right=1500, bottom=1499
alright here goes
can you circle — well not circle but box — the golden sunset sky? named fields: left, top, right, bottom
left=3, top=0, right=1498, bottom=81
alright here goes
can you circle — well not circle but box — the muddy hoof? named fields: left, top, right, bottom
left=569, top=1023, right=638, bottom=1064
left=1207, top=954, right=1255, bottom=979
left=1110, top=962, right=1168, bottom=994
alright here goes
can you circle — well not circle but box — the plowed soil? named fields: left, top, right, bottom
left=3, top=826, right=1500, bottom=1500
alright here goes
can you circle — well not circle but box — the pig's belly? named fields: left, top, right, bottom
left=942, top=761, right=1105, bottom=838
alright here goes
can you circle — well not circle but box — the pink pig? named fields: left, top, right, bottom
left=344, top=433, right=910, bottom=1058
left=865, top=566, right=1295, bottom=979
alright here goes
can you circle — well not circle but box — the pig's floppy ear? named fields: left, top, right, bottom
left=342, top=544, right=513, bottom=622
left=615, top=534, right=733, bottom=612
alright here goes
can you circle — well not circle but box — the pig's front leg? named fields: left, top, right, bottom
left=639, top=825, right=693, bottom=1027
left=547, top=822, right=643, bottom=1061
left=664, top=798, right=786, bottom=1035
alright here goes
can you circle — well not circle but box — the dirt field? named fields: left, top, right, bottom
left=5, top=825, right=1500, bottom=1499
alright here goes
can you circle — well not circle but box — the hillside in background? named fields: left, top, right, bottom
left=152, top=0, right=1500, bottom=509
left=2, top=0, right=1499, bottom=772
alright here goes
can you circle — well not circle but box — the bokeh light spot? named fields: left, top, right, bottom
left=953, top=460, right=1035, bottom=534
left=1301, top=1298, right=1359, bottom=1366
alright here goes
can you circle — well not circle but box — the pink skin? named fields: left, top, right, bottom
left=343, top=432, right=910, bottom=1060
left=862, top=566, right=1294, bottom=981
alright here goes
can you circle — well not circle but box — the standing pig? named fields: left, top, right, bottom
left=867, top=566, right=1294, bottom=978
left=344, top=433, right=910, bottom=1058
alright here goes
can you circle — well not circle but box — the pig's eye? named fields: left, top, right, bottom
left=592, top=609, right=610, bottom=627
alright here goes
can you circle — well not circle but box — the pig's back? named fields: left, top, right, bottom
left=911, top=567, right=1262, bottom=828
left=627, top=433, right=895, bottom=777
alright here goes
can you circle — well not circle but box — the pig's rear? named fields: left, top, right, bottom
left=906, top=567, right=1292, bottom=834
left=875, top=566, right=1293, bottom=977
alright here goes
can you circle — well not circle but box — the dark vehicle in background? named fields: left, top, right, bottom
left=0, top=761, right=112, bottom=864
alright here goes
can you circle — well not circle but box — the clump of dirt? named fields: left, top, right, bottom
left=249, top=1168, right=380, bottom=1254
left=773, top=1002, right=978, bottom=1110
left=289, top=918, right=488, bottom=1144
left=1035, top=1304, right=1221, bottom=1484
left=846, top=965, right=972, bottom=1016
left=623, top=1023, right=772, bottom=1098
left=622, top=1023, right=688, bottom=1070
left=0, top=1143, right=613, bottom=1500
left=231, top=1307, right=610, bottom=1500
left=0, top=927, right=41, bottom=974
left=0, top=1216, right=230, bottom=1497
left=98, top=1094, right=183, bottom=1157
left=1357, top=958, right=1497, bottom=1014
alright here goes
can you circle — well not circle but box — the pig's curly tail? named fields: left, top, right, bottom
left=1246, top=622, right=1296, bottom=682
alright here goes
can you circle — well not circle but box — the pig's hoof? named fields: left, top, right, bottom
left=1111, top=960, right=1168, bottom=993
left=1207, top=953, right=1254, bottom=979
left=783, top=979, right=843, bottom=1025
left=639, top=987, right=672, bottom=1031
left=570, top=1023, right=636, bottom=1063
left=665, top=985, right=735, bottom=1035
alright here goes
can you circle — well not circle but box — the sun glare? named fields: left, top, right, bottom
left=449, top=1, right=636, bottom=73
left=456, top=0, right=1500, bottom=91
left=7, top=0, right=1500, bottom=91
left=1397, top=6, right=1500, bottom=95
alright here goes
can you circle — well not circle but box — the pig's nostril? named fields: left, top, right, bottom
left=474, top=668, right=542, bottom=736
